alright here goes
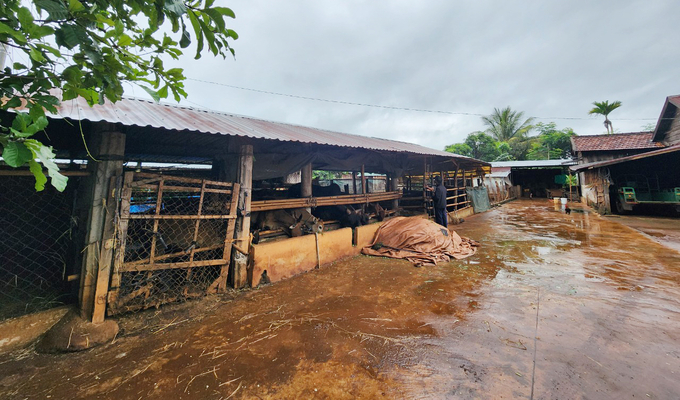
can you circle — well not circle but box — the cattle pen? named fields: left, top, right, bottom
left=0, top=95, right=490, bottom=337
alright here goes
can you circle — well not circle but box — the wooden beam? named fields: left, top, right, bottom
left=91, top=176, right=120, bottom=323
left=78, top=127, right=125, bottom=322
left=231, top=145, right=253, bottom=288
left=361, top=164, right=366, bottom=194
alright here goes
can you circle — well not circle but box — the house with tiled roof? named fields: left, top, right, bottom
left=571, top=131, right=665, bottom=164
left=570, top=95, right=680, bottom=215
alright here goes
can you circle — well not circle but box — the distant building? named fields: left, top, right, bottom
left=570, top=95, right=680, bottom=214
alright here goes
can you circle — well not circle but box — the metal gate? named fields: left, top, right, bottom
left=107, top=172, right=239, bottom=314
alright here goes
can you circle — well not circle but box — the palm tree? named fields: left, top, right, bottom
left=588, top=100, right=622, bottom=134
left=482, top=107, right=535, bottom=142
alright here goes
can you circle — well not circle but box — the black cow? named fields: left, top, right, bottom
left=313, top=204, right=368, bottom=228
left=251, top=208, right=323, bottom=244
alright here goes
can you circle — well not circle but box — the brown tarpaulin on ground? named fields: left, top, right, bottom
left=361, top=216, right=479, bottom=266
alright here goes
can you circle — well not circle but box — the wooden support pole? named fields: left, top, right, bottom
left=231, top=145, right=253, bottom=288
left=388, top=172, right=399, bottom=210
left=301, top=162, right=313, bottom=198
left=361, top=164, right=366, bottom=194
left=352, top=171, right=357, bottom=194
left=79, top=126, right=126, bottom=322
left=422, top=157, right=428, bottom=214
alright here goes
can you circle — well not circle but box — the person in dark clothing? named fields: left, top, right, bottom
left=427, top=176, right=448, bottom=228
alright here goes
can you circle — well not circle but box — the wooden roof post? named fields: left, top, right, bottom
left=352, top=171, right=357, bottom=194
left=388, top=172, right=399, bottom=210
left=78, top=123, right=126, bottom=323
left=361, top=164, right=366, bottom=194
left=231, top=144, right=253, bottom=288
left=301, top=162, right=313, bottom=211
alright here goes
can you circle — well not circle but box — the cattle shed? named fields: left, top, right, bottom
left=489, top=160, right=577, bottom=199
left=0, top=96, right=487, bottom=325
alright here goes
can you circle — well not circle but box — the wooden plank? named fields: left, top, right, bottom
left=250, top=191, right=402, bottom=211
left=188, top=180, right=207, bottom=266
left=123, top=244, right=224, bottom=266
left=131, top=184, right=232, bottom=194
left=134, top=172, right=233, bottom=188
left=108, top=171, right=134, bottom=310
left=231, top=145, right=253, bottom=288
left=91, top=176, right=120, bottom=323
left=148, top=178, right=165, bottom=265
left=120, top=258, right=228, bottom=272
left=126, top=214, right=237, bottom=220
left=213, top=182, right=240, bottom=293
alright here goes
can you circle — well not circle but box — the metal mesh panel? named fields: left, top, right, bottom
left=109, top=173, right=237, bottom=314
left=0, top=175, right=81, bottom=321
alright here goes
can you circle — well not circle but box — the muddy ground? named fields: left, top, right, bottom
left=1, top=199, right=679, bottom=399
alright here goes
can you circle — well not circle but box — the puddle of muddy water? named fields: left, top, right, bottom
left=1, top=200, right=679, bottom=399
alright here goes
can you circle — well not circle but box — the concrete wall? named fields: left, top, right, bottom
left=250, top=228, right=356, bottom=287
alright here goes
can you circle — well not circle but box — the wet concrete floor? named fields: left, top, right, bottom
left=1, top=199, right=679, bottom=399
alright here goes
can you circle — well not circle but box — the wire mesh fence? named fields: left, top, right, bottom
left=0, top=175, right=81, bottom=321
left=108, top=173, right=238, bottom=314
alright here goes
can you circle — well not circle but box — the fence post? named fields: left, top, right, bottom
left=231, top=144, right=253, bottom=288
left=78, top=125, right=126, bottom=322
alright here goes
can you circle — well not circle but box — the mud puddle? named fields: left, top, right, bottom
left=1, top=199, right=679, bottom=399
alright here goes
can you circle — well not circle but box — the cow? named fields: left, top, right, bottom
left=313, top=204, right=368, bottom=228
left=251, top=208, right=324, bottom=244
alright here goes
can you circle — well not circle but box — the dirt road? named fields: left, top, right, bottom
left=1, top=200, right=679, bottom=399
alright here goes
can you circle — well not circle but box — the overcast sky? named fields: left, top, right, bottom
left=129, top=0, right=680, bottom=151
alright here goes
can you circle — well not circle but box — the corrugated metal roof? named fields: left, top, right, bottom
left=44, top=95, right=482, bottom=162
left=491, top=160, right=576, bottom=168
left=571, top=132, right=664, bottom=152
left=570, top=143, right=680, bottom=171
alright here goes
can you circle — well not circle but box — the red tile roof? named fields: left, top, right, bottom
left=571, top=132, right=665, bottom=152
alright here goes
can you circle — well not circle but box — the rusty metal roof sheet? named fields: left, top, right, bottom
left=47, top=95, right=482, bottom=163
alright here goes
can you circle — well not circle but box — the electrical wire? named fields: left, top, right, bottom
left=186, top=77, right=662, bottom=122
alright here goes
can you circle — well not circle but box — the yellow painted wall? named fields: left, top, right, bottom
left=250, top=228, right=356, bottom=287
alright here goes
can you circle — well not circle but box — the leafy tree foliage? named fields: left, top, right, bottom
left=445, top=131, right=500, bottom=162
left=526, top=122, right=576, bottom=160
left=588, top=100, right=621, bottom=134
left=446, top=119, right=577, bottom=162
left=482, top=106, right=535, bottom=142
left=444, top=143, right=473, bottom=158
left=0, top=0, right=238, bottom=191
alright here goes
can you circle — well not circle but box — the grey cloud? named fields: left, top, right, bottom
left=153, top=0, right=680, bottom=151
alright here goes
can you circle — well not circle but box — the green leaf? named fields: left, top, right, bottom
left=29, top=47, right=47, bottom=62
left=55, top=24, right=82, bottom=49
left=118, top=33, right=133, bottom=47
left=28, top=160, right=48, bottom=191
left=204, top=8, right=226, bottom=32
left=179, top=23, right=191, bottom=48
left=11, top=113, right=32, bottom=132
left=140, top=85, right=161, bottom=102
left=34, top=0, right=70, bottom=20
left=68, top=0, right=85, bottom=13
left=164, top=0, right=187, bottom=16
left=2, top=141, right=33, bottom=167
left=213, top=7, right=236, bottom=19
left=3, top=97, right=22, bottom=110
left=23, top=139, right=68, bottom=192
